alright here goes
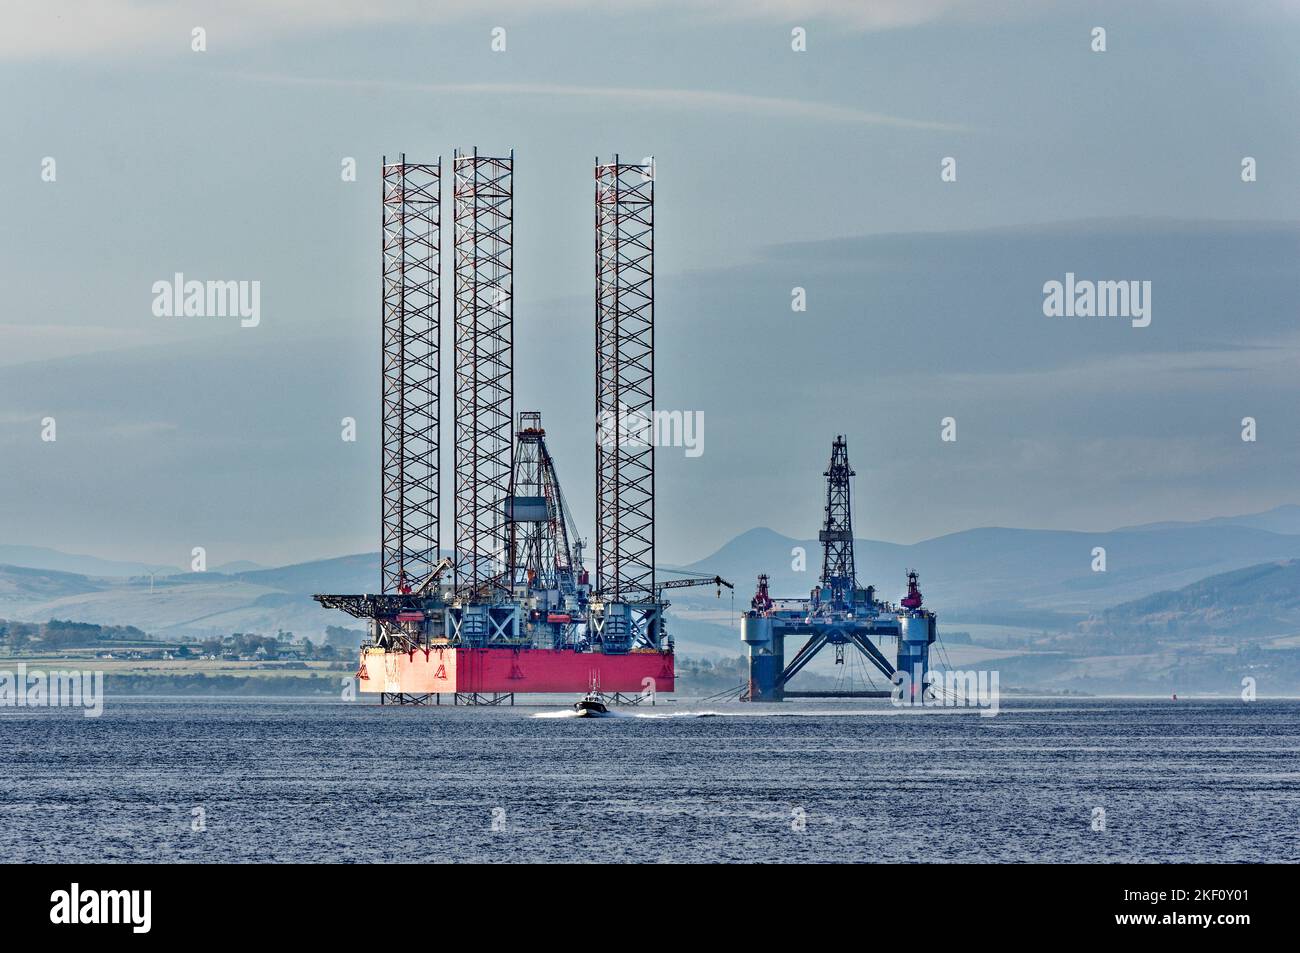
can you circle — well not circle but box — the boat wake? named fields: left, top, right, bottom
left=531, top=708, right=717, bottom=719
left=533, top=706, right=1005, bottom=720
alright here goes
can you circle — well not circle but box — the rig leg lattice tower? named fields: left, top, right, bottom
left=595, top=155, right=655, bottom=604
left=453, top=148, right=514, bottom=597
left=380, top=155, right=441, bottom=595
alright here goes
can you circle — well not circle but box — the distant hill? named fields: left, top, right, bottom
left=213, top=560, right=269, bottom=574
left=1082, top=560, right=1300, bottom=638
left=1118, top=505, right=1300, bottom=536
left=0, top=551, right=402, bottom=641
left=0, top=563, right=107, bottom=600
left=9, top=505, right=1300, bottom=646
left=0, top=546, right=180, bottom=578
left=232, top=553, right=380, bottom=594
left=0, top=565, right=339, bottom=640
left=680, top=522, right=1300, bottom=620
left=0, top=546, right=269, bottom=579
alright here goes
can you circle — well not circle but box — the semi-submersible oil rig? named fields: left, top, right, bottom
left=314, top=150, right=712, bottom=704
left=741, top=436, right=937, bottom=702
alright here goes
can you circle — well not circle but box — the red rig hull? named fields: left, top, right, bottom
left=357, top=646, right=675, bottom=695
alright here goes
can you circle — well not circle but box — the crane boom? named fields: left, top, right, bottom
left=654, top=575, right=733, bottom=596
left=414, top=557, right=454, bottom=595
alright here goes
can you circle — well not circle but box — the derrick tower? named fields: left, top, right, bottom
left=508, top=412, right=583, bottom=595
left=818, top=435, right=857, bottom=609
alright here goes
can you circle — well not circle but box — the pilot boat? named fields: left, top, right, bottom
left=573, top=679, right=610, bottom=716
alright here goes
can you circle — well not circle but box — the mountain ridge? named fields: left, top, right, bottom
left=6, top=505, right=1300, bottom=640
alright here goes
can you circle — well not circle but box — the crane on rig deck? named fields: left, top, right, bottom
left=654, top=575, right=733, bottom=600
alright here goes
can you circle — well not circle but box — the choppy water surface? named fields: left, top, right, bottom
left=2, top=697, right=1297, bottom=862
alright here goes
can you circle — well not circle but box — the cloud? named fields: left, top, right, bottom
left=696, top=0, right=1043, bottom=30
left=100, top=420, right=181, bottom=439
left=943, top=332, right=1300, bottom=393
left=2, top=0, right=1046, bottom=60
left=0, top=324, right=157, bottom=367
left=236, top=71, right=967, bottom=130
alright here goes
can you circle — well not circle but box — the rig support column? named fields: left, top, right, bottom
left=897, top=613, right=935, bottom=700
left=595, top=155, right=656, bottom=604
left=453, top=148, right=514, bottom=596
left=380, top=155, right=441, bottom=595
left=741, top=615, right=784, bottom=701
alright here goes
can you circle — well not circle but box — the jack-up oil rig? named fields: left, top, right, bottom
left=315, top=151, right=710, bottom=704
left=741, top=436, right=937, bottom=701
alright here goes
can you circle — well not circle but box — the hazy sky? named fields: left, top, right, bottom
left=2, top=0, right=1298, bottom=568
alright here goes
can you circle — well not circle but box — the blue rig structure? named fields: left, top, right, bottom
left=741, top=435, right=936, bottom=702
